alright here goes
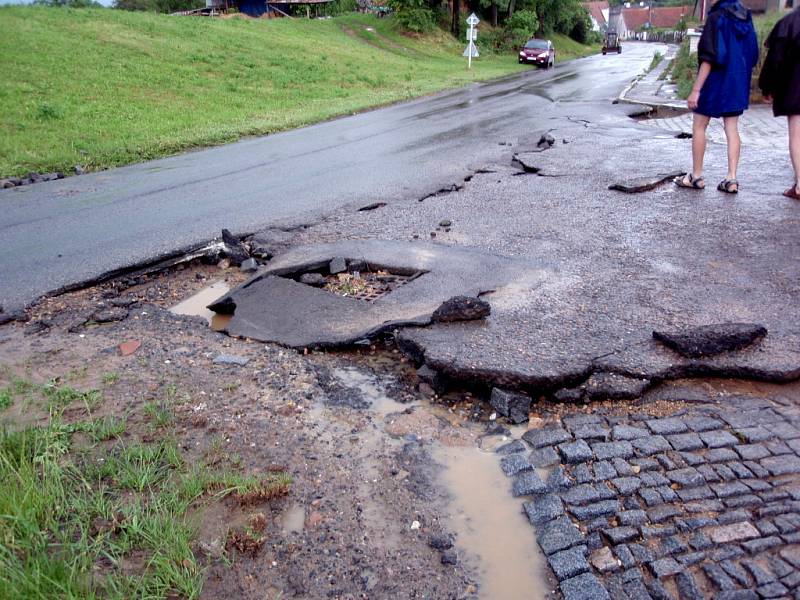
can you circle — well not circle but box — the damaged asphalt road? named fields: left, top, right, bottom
left=0, top=43, right=661, bottom=313
left=267, top=111, right=800, bottom=398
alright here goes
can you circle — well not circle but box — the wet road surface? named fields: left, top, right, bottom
left=0, top=42, right=661, bottom=310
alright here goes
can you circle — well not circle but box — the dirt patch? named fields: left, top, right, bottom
left=0, top=262, right=513, bottom=600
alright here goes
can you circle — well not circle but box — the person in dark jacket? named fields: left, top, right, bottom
left=759, top=8, right=800, bottom=200
left=675, top=0, right=759, bottom=194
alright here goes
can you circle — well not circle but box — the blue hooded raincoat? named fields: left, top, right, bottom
left=696, top=0, right=759, bottom=118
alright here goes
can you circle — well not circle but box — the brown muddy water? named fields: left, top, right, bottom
left=436, top=446, right=550, bottom=600
left=170, top=280, right=231, bottom=331
left=170, top=283, right=550, bottom=599
left=327, top=364, right=550, bottom=600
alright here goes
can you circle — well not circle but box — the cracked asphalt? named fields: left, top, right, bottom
left=283, top=111, right=800, bottom=393
left=0, top=42, right=662, bottom=312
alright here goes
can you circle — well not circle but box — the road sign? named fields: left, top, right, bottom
left=463, top=41, right=479, bottom=58
left=464, top=12, right=479, bottom=69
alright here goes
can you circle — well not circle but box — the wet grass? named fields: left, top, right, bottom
left=0, top=7, right=544, bottom=179
left=0, top=375, right=292, bottom=599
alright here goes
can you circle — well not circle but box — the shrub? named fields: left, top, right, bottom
left=387, top=0, right=435, bottom=33
left=504, top=9, right=539, bottom=48
left=114, top=0, right=204, bottom=12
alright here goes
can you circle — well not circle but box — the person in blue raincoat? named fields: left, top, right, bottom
left=674, top=0, right=759, bottom=194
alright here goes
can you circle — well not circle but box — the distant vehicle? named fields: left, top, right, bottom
left=602, top=31, right=622, bottom=54
left=518, top=38, right=555, bottom=68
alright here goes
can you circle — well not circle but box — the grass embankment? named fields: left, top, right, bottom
left=670, top=12, right=784, bottom=100
left=0, top=8, right=590, bottom=179
left=0, top=373, right=290, bottom=599
left=549, top=33, right=601, bottom=61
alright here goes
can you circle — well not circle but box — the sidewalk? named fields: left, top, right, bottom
left=622, top=47, right=789, bottom=150
left=619, top=45, right=685, bottom=110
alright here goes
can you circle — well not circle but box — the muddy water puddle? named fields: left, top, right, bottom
left=436, top=445, right=550, bottom=600
left=169, top=281, right=231, bottom=331
left=324, top=362, right=549, bottom=599
left=281, top=503, right=306, bottom=535
left=329, top=366, right=417, bottom=417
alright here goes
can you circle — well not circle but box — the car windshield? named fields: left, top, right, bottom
left=524, top=40, right=549, bottom=50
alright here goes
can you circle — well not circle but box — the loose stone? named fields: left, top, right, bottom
left=707, top=522, right=760, bottom=544
left=602, top=526, right=638, bottom=545
left=548, top=545, right=590, bottom=581
left=700, top=430, right=739, bottom=448
left=589, top=546, right=620, bottom=573
left=500, top=453, right=532, bottom=476
left=523, top=494, right=564, bottom=525
left=667, top=433, right=704, bottom=451
left=559, top=572, right=611, bottom=600
left=570, top=500, right=621, bottom=521
left=523, top=427, right=572, bottom=449
left=648, top=557, right=682, bottom=578
left=537, top=516, right=585, bottom=556
left=529, top=446, right=560, bottom=467
left=558, top=439, right=593, bottom=464
left=512, top=470, right=547, bottom=496
left=490, top=388, right=531, bottom=424
left=646, top=418, right=688, bottom=435
left=593, top=461, right=617, bottom=481
left=631, top=436, right=671, bottom=456
left=593, top=441, right=634, bottom=460
left=612, top=425, right=650, bottom=441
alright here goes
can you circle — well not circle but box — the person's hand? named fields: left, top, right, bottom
left=763, top=94, right=773, bottom=103
left=687, top=90, right=700, bottom=110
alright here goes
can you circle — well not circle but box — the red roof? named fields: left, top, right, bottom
left=622, top=7, right=650, bottom=30
left=582, top=1, right=609, bottom=26
left=650, top=5, right=691, bottom=28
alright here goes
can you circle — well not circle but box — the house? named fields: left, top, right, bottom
left=609, top=3, right=691, bottom=39
left=694, top=0, right=793, bottom=18
left=582, top=1, right=610, bottom=32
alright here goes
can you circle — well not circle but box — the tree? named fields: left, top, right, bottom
left=388, top=0, right=436, bottom=32
left=34, top=0, right=103, bottom=6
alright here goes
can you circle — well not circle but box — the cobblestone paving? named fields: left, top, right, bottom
left=637, top=106, right=789, bottom=151
left=499, top=392, right=800, bottom=600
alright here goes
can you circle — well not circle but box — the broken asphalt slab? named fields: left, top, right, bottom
left=207, top=240, right=549, bottom=348
left=272, top=116, right=800, bottom=397
left=609, top=171, right=685, bottom=193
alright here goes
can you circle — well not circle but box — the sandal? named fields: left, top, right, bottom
left=783, top=186, right=800, bottom=200
left=717, top=179, right=739, bottom=194
left=674, top=173, right=705, bottom=189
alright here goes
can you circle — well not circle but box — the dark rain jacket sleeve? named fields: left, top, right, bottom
left=759, top=27, right=785, bottom=95
left=698, top=13, right=721, bottom=65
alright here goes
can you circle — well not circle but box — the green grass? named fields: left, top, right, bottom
left=648, top=51, right=664, bottom=73
left=0, top=7, right=562, bottom=178
left=549, top=33, right=601, bottom=62
left=0, top=406, right=291, bottom=599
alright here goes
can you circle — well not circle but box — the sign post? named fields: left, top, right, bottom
left=463, top=13, right=480, bottom=69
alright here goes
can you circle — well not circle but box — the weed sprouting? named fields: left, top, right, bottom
left=0, top=415, right=287, bottom=599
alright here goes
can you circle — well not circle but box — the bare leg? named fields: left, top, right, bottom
left=722, top=115, right=741, bottom=189
left=680, top=113, right=710, bottom=186
left=789, top=115, right=800, bottom=194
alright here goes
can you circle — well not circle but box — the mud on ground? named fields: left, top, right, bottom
left=0, top=261, right=531, bottom=600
